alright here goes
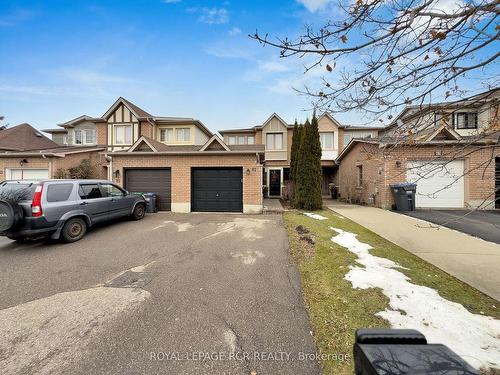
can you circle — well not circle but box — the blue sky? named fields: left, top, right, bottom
left=0, top=0, right=342, bottom=132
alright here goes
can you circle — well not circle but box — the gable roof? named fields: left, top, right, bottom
left=102, top=97, right=152, bottom=120
left=199, top=135, right=230, bottom=151
left=425, top=125, right=462, bottom=142
left=219, top=113, right=293, bottom=134
left=57, top=114, right=105, bottom=128
left=0, top=123, right=59, bottom=151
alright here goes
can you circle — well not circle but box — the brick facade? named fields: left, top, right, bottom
left=0, top=152, right=107, bottom=180
left=338, top=142, right=499, bottom=209
left=109, top=153, right=263, bottom=213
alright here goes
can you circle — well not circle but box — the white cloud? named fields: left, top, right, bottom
left=195, top=7, right=229, bottom=25
left=296, top=0, right=334, bottom=12
left=228, top=27, right=241, bottom=36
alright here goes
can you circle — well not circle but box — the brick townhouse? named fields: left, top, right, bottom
left=337, top=89, right=500, bottom=209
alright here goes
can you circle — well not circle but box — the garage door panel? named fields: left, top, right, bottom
left=6, top=169, right=49, bottom=180
left=125, top=169, right=171, bottom=211
left=407, top=160, right=464, bottom=208
left=192, top=168, right=243, bottom=212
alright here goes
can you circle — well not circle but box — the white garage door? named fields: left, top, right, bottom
left=6, top=169, right=49, bottom=180
left=407, top=160, right=464, bottom=208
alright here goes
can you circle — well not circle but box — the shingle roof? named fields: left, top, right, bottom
left=0, top=123, right=59, bottom=151
left=120, top=97, right=153, bottom=118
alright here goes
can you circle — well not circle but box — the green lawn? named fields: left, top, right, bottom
left=284, top=209, right=500, bottom=375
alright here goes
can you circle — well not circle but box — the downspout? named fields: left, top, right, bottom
left=105, top=154, right=112, bottom=181
left=41, top=154, right=52, bottom=178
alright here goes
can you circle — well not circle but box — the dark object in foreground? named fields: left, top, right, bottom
left=390, top=183, right=417, bottom=211
left=354, top=328, right=478, bottom=375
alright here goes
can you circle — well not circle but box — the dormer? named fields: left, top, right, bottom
left=44, top=115, right=104, bottom=146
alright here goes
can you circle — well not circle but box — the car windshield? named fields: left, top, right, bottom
left=0, top=182, right=37, bottom=201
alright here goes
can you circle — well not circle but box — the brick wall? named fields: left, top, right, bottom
left=338, top=143, right=384, bottom=206
left=96, top=121, right=107, bottom=145
left=53, top=151, right=107, bottom=179
left=338, top=142, right=500, bottom=209
left=109, top=153, right=263, bottom=211
left=140, top=121, right=154, bottom=138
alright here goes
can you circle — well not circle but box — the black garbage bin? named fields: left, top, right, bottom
left=143, top=193, right=158, bottom=213
left=390, top=183, right=417, bottom=211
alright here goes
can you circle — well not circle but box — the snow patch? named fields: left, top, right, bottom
left=304, top=212, right=327, bottom=221
left=153, top=220, right=193, bottom=232
left=330, top=227, right=500, bottom=370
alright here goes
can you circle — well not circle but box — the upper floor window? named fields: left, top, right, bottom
left=115, top=125, right=132, bottom=145
left=227, top=135, right=255, bottom=145
left=266, top=133, right=283, bottom=150
left=160, top=128, right=174, bottom=142
left=75, top=129, right=96, bottom=145
left=176, top=128, right=191, bottom=142
left=453, top=112, right=478, bottom=129
left=320, top=132, right=334, bottom=149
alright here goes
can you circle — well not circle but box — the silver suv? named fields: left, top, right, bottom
left=0, top=179, right=147, bottom=243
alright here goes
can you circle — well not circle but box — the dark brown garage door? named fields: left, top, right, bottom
left=125, top=169, right=171, bottom=211
left=191, top=168, right=243, bottom=212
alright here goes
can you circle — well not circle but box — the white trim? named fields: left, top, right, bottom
left=128, top=136, right=159, bottom=152
left=199, top=135, right=231, bottom=152
left=102, top=97, right=143, bottom=120
left=266, top=167, right=284, bottom=197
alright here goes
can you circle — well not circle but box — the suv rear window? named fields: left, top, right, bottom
left=46, top=183, right=73, bottom=202
left=0, top=182, right=37, bottom=201
left=79, top=184, right=102, bottom=199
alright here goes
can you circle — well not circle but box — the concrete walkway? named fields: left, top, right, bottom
left=263, top=198, right=284, bottom=213
left=325, top=202, right=500, bottom=301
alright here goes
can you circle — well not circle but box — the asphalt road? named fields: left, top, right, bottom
left=0, top=213, right=320, bottom=375
left=404, top=209, right=500, bottom=244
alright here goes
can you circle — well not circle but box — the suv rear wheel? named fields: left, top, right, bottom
left=61, top=218, right=87, bottom=243
left=131, top=204, right=146, bottom=220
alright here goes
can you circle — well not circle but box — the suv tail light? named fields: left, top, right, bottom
left=31, top=183, right=44, bottom=217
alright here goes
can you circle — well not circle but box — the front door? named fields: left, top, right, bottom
left=269, top=170, right=281, bottom=196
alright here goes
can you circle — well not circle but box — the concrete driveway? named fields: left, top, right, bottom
left=404, top=210, right=500, bottom=244
left=325, top=202, right=500, bottom=301
left=0, top=213, right=319, bottom=375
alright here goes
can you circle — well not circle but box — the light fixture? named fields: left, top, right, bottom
left=19, top=158, right=28, bottom=166
left=395, top=160, right=401, bottom=168
left=246, top=168, right=251, bottom=174
left=114, top=169, right=120, bottom=178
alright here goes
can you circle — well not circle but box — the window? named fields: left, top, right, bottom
left=266, top=133, right=283, bottom=150
left=75, top=130, right=83, bottom=145
left=320, top=132, right=334, bottom=149
left=237, top=136, right=245, bottom=145
left=247, top=135, right=255, bottom=145
left=100, top=183, right=125, bottom=197
left=176, top=128, right=190, bottom=142
left=79, top=184, right=103, bottom=199
left=62, top=135, right=68, bottom=145
left=357, top=165, right=363, bottom=187
left=160, top=128, right=174, bottom=142
left=115, top=125, right=132, bottom=145
left=84, top=129, right=95, bottom=144
left=454, top=112, right=478, bottom=129
left=47, top=183, right=73, bottom=202
left=228, top=136, right=236, bottom=145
